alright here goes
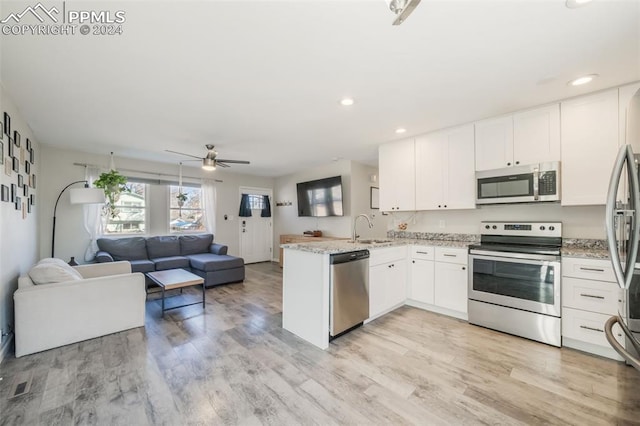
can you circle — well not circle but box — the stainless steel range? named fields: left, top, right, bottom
left=468, top=221, right=562, bottom=347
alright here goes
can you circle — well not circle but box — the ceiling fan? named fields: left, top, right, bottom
left=165, top=144, right=250, bottom=171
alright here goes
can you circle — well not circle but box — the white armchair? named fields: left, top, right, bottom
left=14, top=261, right=146, bottom=357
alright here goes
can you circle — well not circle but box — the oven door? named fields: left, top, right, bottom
left=468, top=252, right=561, bottom=317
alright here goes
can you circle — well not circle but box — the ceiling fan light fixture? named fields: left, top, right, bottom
left=202, top=158, right=216, bottom=171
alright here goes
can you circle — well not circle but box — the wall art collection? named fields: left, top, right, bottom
left=1, top=112, right=36, bottom=216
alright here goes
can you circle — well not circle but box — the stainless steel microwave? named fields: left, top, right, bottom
left=475, top=162, right=560, bottom=205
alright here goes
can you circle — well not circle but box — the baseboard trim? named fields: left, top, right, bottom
left=0, top=333, right=14, bottom=364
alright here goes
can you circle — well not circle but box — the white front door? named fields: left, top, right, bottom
left=239, top=188, right=273, bottom=264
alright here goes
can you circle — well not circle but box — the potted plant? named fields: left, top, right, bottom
left=94, top=169, right=129, bottom=218
left=176, top=192, right=188, bottom=207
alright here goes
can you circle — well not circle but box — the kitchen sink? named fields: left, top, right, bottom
left=350, top=239, right=394, bottom=244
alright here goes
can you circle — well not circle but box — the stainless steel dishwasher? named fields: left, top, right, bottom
left=330, top=250, right=370, bottom=339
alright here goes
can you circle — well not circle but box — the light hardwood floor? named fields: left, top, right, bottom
left=1, top=262, right=639, bottom=425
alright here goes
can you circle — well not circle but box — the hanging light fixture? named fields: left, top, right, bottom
left=385, top=0, right=422, bottom=25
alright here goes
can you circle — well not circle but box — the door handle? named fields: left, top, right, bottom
left=579, top=267, right=604, bottom=272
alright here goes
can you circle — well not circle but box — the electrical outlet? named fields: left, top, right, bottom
left=439, top=220, right=446, bottom=229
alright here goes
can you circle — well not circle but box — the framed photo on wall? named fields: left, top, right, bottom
left=26, top=138, right=31, bottom=151
left=15, top=196, right=21, bottom=210
left=12, top=156, right=19, bottom=173
left=4, top=159, right=11, bottom=176
left=0, top=141, right=3, bottom=165
left=17, top=173, right=23, bottom=187
left=23, top=183, right=28, bottom=197
left=370, top=187, right=380, bottom=209
left=24, top=160, right=30, bottom=174
left=1, top=184, right=8, bottom=202
left=11, top=183, right=16, bottom=202
left=13, top=131, right=20, bottom=147
left=8, top=137, right=13, bottom=158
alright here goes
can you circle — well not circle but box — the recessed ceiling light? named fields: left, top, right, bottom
left=566, top=0, right=593, bottom=8
left=568, top=74, right=598, bottom=86
left=340, top=98, right=354, bottom=106
left=395, top=128, right=407, bottom=134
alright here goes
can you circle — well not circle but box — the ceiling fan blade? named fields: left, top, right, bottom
left=165, top=149, right=203, bottom=160
left=215, top=161, right=231, bottom=168
left=216, top=159, right=250, bottom=164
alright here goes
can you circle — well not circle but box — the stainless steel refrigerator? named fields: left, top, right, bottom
left=605, top=144, right=640, bottom=369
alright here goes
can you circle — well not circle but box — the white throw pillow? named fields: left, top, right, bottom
left=28, top=260, right=83, bottom=285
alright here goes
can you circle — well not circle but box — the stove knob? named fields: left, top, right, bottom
left=492, top=225, right=497, bottom=230
left=485, top=225, right=490, bottom=230
left=549, top=226, right=555, bottom=231
left=540, top=226, right=546, bottom=231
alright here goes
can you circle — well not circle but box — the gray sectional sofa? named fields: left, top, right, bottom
left=96, top=234, right=245, bottom=288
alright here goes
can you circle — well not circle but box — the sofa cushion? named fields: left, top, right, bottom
left=151, top=256, right=190, bottom=271
left=28, top=261, right=83, bottom=285
left=97, top=237, right=148, bottom=261
left=129, top=259, right=155, bottom=274
left=187, top=254, right=244, bottom=272
left=180, top=234, right=214, bottom=255
left=147, top=236, right=180, bottom=259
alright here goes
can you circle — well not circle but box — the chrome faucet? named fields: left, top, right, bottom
left=353, top=214, right=374, bottom=242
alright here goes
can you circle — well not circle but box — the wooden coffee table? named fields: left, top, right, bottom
left=146, top=269, right=205, bottom=317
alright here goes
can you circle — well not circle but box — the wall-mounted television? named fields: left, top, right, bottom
left=296, top=176, right=344, bottom=217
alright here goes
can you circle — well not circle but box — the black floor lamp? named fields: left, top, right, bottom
left=51, top=180, right=105, bottom=258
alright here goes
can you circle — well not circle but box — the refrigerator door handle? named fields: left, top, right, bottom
left=604, top=315, right=640, bottom=370
left=606, top=145, right=640, bottom=289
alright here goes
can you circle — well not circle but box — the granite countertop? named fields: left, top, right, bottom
left=561, top=238, right=609, bottom=260
left=281, top=238, right=474, bottom=255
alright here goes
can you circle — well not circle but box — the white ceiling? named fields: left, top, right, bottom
left=2, top=0, right=639, bottom=177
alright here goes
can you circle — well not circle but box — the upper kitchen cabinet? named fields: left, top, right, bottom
left=475, top=104, right=560, bottom=171
left=415, top=124, right=475, bottom=210
left=619, top=82, right=640, bottom=152
left=379, top=138, right=415, bottom=211
left=561, top=89, right=619, bottom=206
left=474, top=115, right=513, bottom=171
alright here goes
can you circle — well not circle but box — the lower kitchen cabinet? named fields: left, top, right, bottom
left=434, top=260, right=468, bottom=313
left=369, top=247, right=408, bottom=319
left=406, top=246, right=469, bottom=319
left=561, top=257, right=624, bottom=360
left=409, top=258, right=435, bottom=304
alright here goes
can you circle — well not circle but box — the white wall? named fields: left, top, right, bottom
left=38, top=145, right=274, bottom=262
left=0, top=84, right=40, bottom=357
left=273, top=159, right=389, bottom=260
left=387, top=203, right=606, bottom=239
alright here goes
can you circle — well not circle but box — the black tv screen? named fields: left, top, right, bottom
left=296, top=176, right=344, bottom=217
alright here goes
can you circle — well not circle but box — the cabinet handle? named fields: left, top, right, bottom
left=580, top=325, right=604, bottom=333
left=416, top=251, right=429, bottom=254
left=462, top=267, right=466, bottom=270
left=438, top=205, right=441, bottom=208
left=443, top=254, right=457, bottom=257
left=507, top=162, right=511, bottom=166
left=580, top=293, right=605, bottom=300
left=515, top=161, right=520, bottom=165
left=444, top=205, right=447, bottom=208
left=412, top=260, right=415, bottom=263
left=579, top=267, right=605, bottom=272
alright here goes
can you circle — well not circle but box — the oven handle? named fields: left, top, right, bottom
left=469, top=249, right=560, bottom=262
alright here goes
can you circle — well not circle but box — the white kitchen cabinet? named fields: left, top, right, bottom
left=475, top=105, right=560, bottom=171
left=513, top=104, right=560, bottom=167
left=433, top=247, right=468, bottom=314
left=379, top=139, right=415, bottom=211
left=409, top=258, right=435, bottom=304
left=561, top=257, right=624, bottom=360
left=619, top=82, right=640, bottom=152
left=415, top=124, right=475, bottom=210
left=561, top=89, right=619, bottom=206
left=369, top=247, right=408, bottom=319
left=475, top=115, right=514, bottom=171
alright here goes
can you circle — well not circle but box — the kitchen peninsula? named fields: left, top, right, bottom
left=281, top=236, right=475, bottom=349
